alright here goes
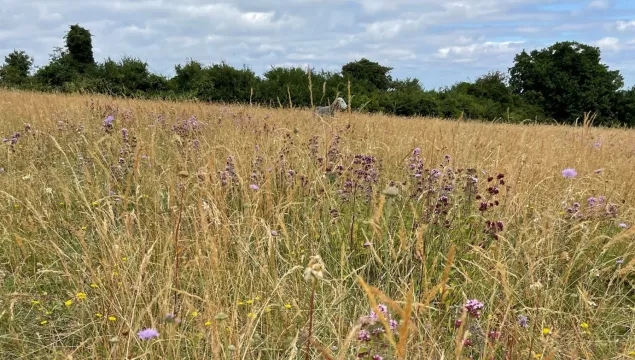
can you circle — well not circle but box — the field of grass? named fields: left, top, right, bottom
left=0, top=90, right=633, bottom=359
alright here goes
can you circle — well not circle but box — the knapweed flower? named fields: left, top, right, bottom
left=358, top=329, right=371, bottom=341
left=561, top=168, right=577, bottom=179
left=518, top=315, right=529, bottom=328
left=249, top=184, right=259, bottom=191
left=389, top=319, right=398, bottom=331
left=464, top=299, right=484, bottom=318
left=137, top=328, right=159, bottom=340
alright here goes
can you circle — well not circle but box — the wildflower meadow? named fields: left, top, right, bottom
left=0, top=90, right=633, bottom=359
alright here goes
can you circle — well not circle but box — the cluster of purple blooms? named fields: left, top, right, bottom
left=464, top=299, right=484, bottom=318
left=565, top=195, right=619, bottom=220
left=219, top=156, right=239, bottom=187
left=338, top=154, right=380, bottom=202
left=356, top=304, right=398, bottom=359
left=171, top=115, right=203, bottom=138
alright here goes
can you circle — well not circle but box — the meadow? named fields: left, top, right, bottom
left=0, top=90, right=633, bottom=359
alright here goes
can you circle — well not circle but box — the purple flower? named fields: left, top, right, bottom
left=358, top=329, right=371, bottom=341
left=137, top=328, right=159, bottom=340
left=377, top=304, right=388, bottom=315
left=561, top=168, right=577, bottom=179
left=464, top=299, right=484, bottom=318
left=593, top=142, right=602, bottom=148
left=413, top=147, right=421, bottom=156
left=271, top=230, right=279, bottom=236
left=389, top=319, right=398, bottom=331
left=249, top=184, right=259, bottom=191
left=618, top=223, right=628, bottom=229
left=616, top=258, right=624, bottom=265
left=517, top=315, right=529, bottom=328
left=104, top=115, right=114, bottom=127
left=372, top=355, right=384, bottom=360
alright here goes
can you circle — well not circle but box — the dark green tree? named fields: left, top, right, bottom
left=65, top=24, right=95, bottom=70
left=509, top=41, right=623, bottom=124
left=0, top=50, right=34, bottom=86
left=342, top=58, right=393, bottom=92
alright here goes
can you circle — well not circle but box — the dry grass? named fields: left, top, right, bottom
left=0, top=90, right=633, bottom=359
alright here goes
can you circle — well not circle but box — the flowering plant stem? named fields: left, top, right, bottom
left=306, top=279, right=316, bottom=360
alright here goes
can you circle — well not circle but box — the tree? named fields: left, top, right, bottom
left=509, top=41, right=623, bottom=124
left=342, top=58, right=393, bottom=92
left=0, top=50, right=34, bottom=86
left=65, top=24, right=95, bottom=71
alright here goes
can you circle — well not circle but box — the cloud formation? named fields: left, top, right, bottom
left=2, top=0, right=635, bottom=88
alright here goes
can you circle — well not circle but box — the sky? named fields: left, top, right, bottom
left=2, top=0, right=635, bottom=90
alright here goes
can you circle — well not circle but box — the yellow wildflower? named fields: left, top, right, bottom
left=237, top=301, right=244, bottom=306
left=534, top=354, right=542, bottom=359
left=247, top=313, right=256, bottom=319
left=45, top=311, right=51, bottom=315
left=40, top=320, right=48, bottom=325
left=91, top=201, right=98, bottom=207
left=65, top=299, right=73, bottom=307
left=254, top=296, right=261, bottom=301
left=205, top=321, right=212, bottom=326
left=191, top=311, right=198, bottom=318
left=246, top=299, right=253, bottom=305
left=90, top=283, right=98, bottom=289
left=81, top=226, right=87, bottom=231
left=95, top=313, right=103, bottom=318
left=542, top=328, right=550, bottom=335
left=31, top=300, right=40, bottom=305
left=108, top=316, right=116, bottom=322
left=284, top=304, right=292, bottom=309
left=76, top=292, right=87, bottom=300
left=580, top=322, right=589, bottom=329
left=122, top=257, right=128, bottom=262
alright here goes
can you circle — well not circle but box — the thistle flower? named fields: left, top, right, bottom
left=517, top=315, right=529, bottom=328
left=137, top=328, right=160, bottom=340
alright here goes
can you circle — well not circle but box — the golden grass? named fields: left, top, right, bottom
left=0, top=90, right=634, bottom=359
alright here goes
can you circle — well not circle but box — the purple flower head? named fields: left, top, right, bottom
left=137, top=328, right=160, bottom=340
left=104, top=115, right=114, bottom=127
left=358, top=329, right=371, bottom=341
left=464, top=299, right=484, bottom=318
left=377, top=304, right=388, bottom=315
left=249, top=184, right=259, bottom=191
left=517, top=315, right=529, bottom=328
left=2, top=138, right=7, bottom=143
left=271, top=230, right=279, bottom=236
left=618, top=223, right=628, bottom=229
left=561, top=168, right=577, bottom=179
left=389, top=319, right=398, bottom=331
left=372, top=355, right=384, bottom=360
left=413, top=147, right=421, bottom=156
left=616, top=258, right=624, bottom=265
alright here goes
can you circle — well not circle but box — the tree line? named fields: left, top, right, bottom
left=1, top=24, right=634, bottom=127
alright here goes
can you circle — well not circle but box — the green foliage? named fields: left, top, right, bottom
left=3, top=25, right=635, bottom=127
left=64, top=24, right=95, bottom=71
left=0, top=50, right=34, bottom=87
left=342, top=58, right=393, bottom=91
left=509, top=41, right=624, bottom=124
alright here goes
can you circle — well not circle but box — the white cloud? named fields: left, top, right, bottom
left=616, top=20, right=635, bottom=31
left=587, top=0, right=611, bottom=9
left=594, top=37, right=621, bottom=51
left=437, top=41, right=524, bottom=59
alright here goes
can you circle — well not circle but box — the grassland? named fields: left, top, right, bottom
left=0, top=90, right=633, bottom=359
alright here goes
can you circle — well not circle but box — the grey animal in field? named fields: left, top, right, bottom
left=315, top=97, right=347, bottom=117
